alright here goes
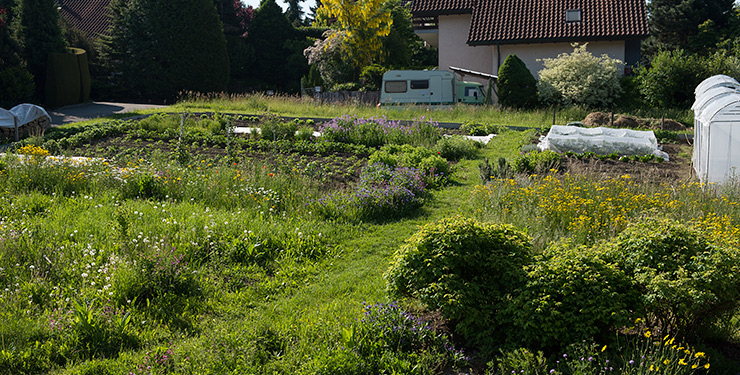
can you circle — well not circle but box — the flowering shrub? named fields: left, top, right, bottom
left=319, top=115, right=441, bottom=147
left=368, top=144, right=451, bottom=187
left=386, top=216, right=531, bottom=350
left=538, top=43, right=623, bottom=108
left=314, top=163, right=427, bottom=221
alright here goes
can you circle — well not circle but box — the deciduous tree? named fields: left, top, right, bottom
left=647, top=0, right=735, bottom=54
left=317, top=0, right=392, bottom=70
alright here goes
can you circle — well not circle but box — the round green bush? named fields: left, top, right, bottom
left=603, top=218, right=740, bottom=335
left=510, top=241, right=641, bottom=350
left=497, top=54, right=538, bottom=109
left=385, top=216, right=532, bottom=348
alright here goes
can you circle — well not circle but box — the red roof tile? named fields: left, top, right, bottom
left=412, top=0, right=649, bottom=44
left=410, top=0, right=474, bottom=15
left=59, top=0, right=113, bottom=40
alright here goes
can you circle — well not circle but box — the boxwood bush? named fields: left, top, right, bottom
left=385, top=217, right=531, bottom=349
left=510, top=241, right=641, bottom=350
left=602, top=218, right=740, bottom=336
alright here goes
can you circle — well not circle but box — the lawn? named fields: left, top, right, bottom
left=0, top=101, right=737, bottom=375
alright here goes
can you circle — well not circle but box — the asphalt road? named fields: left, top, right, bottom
left=49, top=102, right=167, bottom=125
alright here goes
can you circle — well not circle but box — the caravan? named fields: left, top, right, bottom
left=379, top=70, right=487, bottom=106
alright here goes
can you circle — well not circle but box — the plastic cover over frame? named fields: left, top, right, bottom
left=538, top=125, right=669, bottom=160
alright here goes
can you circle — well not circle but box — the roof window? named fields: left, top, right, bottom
left=566, top=9, right=582, bottom=23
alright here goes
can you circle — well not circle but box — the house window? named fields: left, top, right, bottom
left=385, top=81, right=407, bottom=93
left=410, top=80, right=429, bottom=89
left=566, top=9, right=581, bottom=22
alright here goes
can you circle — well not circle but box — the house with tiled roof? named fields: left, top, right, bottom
left=411, top=0, right=649, bottom=82
left=57, top=0, right=113, bottom=41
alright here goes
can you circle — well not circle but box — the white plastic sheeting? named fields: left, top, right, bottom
left=538, top=125, right=669, bottom=160
left=695, top=74, right=740, bottom=97
left=693, top=75, right=740, bottom=184
left=0, top=103, right=51, bottom=129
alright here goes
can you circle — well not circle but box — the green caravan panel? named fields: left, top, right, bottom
left=380, top=70, right=456, bottom=106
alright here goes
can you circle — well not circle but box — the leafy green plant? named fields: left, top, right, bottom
left=602, top=218, right=740, bottom=336
left=460, top=121, right=505, bottom=136
left=510, top=241, right=642, bottom=350
left=487, top=348, right=549, bottom=375
left=512, top=149, right=562, bottom=174
left=386, top=216, right=532, bottom=350
left=368, top=144, right=451, bottom=187
left=435, top=135, right=482, bottom=161
left=259, top=113, right=297, bottom=141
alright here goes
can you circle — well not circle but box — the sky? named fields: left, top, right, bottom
left=240, top=0, right=318, bottom=17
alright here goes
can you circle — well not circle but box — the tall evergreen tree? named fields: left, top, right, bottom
left=11, top=0, right=66, bottom=100
left=283, top=0, right=303, bottom=25
left=246, top=0, right=308, bottom=91
left=101, top=0, right=229, bottom=102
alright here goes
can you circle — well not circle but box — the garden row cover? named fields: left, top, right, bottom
left=538, top=125, right=669, bottom=160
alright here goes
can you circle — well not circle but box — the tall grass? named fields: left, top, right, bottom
left=471, top=173, right=740, bottom=250
left=172, top=92, right=694, bottom=128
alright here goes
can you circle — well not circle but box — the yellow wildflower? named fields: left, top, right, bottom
left=704, top=363, right=710, bottom=369
left=663, top=359, right=670, bottom=365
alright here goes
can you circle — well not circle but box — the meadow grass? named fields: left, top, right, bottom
left=1, top=109, right=738, bottom=375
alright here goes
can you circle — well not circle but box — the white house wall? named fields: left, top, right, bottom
left=492, top=41, right=626, bottom=78
left=438, top=14, right=492, bottom=86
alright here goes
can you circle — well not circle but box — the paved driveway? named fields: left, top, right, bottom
left=49, top=102, right=167, bottom=125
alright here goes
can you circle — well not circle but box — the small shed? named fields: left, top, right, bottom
left=693, top=75, right=740, bottom=184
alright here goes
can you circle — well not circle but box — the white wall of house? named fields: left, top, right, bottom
left=438, top=14, right=492, bottom=86
left=491, top=41, right=626, bottom=78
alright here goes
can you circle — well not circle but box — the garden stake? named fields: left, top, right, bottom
left=552, top=107, right=556, bottom=126
left=226, top=118, right=231, bottom=156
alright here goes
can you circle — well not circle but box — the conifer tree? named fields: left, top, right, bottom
left=497, top=54, right=537, bottom=108
left=11, top=0, right=66, bottom=100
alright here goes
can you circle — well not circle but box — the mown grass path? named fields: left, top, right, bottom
left=232, top=132, right=530, bottom=371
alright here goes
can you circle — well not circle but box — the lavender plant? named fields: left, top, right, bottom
left=341, top=302, right=468, bottom=374
left=313, top=163, right=427, bottom=221
left=318, top=115, right=441, bottom=148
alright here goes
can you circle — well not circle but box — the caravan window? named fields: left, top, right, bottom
left=410, top=80, right=429, bottom=89
left=385, top=81, right=407, bottom=93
